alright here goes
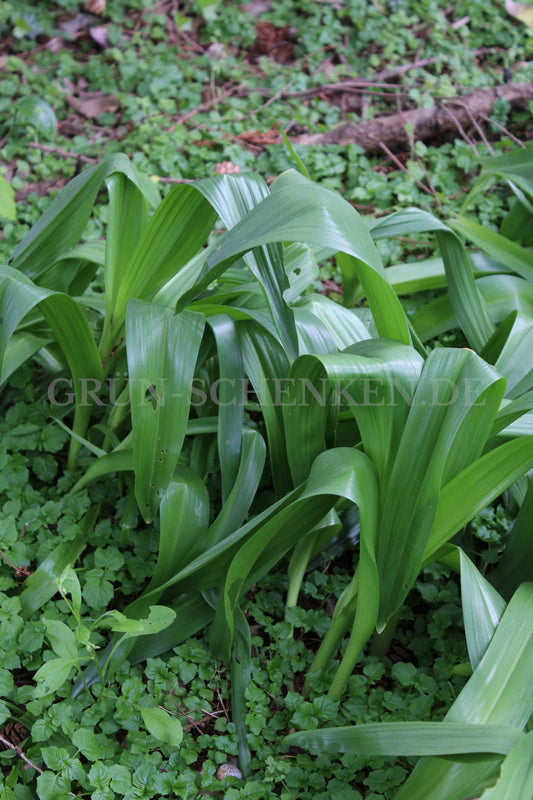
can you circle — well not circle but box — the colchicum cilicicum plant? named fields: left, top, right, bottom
left=3, top=149, right=533, bottom=794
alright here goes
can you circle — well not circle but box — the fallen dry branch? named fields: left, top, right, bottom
left=291, top=82, right=533, bottom=153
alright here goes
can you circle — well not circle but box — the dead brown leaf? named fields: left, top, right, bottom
left=248, top=22, right=295, bottom=64
left=242, top=0, right=273, bottom=16
left=236, top=128, right=282, bottom=147
left=58, top=13, right=99, bottom=38
left=215, top=161, right=241, bottom=174
left=85, top=0, right=106, bottom=14
left=66, top=93, right=119, bottom=120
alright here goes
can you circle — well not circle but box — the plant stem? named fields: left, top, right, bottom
left=369, top=609, right=401, bottom=659
left=327, top=617, right=373, bottom=701
left=303, top=573, right=359, bottom=696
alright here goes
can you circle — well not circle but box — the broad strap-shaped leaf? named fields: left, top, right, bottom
left=210, top=447, right=379, bottom=663
left=283, top=339, right=424, bottom=487
left=0, top=266, right=103, bottom=467
left=295, top=294, right=371, bottom=350
left=178, top=170, right=410, bottom=345
left=194, top=172, right=299, bottom=358
left=0, top=332, right=50, bottom=388
left=459, top=548, right=506, bottom=670
left=286, top=510, right=341, bottom=611
left=238, top=321, right=292, bottom=496
left=394, top=583, right=533, bottom=800
left=231, top=606, right=252, bottom=778
left=412, top=273, right=533, bottom=343
left=285, top=722, right=523, bottom=758
left=424, top=436, right=533, bottom=560
left=491, top=477, right=533, bottom=599
left=125, top=299, right=205, bottom=521
left=376, top=348, right=505, bottom=628
left=368, top=206, right=494, bottom=350
left=8, top=154, right=143, bottom=281
left=101, top=185, right=217, bottom=360
left=376, top=251, right=504, bottom=303
left=99, top=171, right=149, bottom=358
left=451, top=215, right=533, bottom=282
left=143, top=468, right=210, bottom=593
left=479, top=731, right=533, bottom=800
left=204, top=428, right=266, bottom=547
left=205, top=314, right=245, bottom=502
left=482, top=311, right=533, bottom=399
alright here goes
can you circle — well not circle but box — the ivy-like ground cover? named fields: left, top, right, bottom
left=0, top=376, right=475, bottom=799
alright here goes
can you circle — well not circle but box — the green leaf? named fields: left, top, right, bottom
left=36, top=771, right=71, bottom=800
left=285, top=721, right=522, bottom=757
left=492, top=477, right=533, bottom=599
left=179, top=170, right=410, bottom=345
left=58, top=566, right=82, bottom=621
left=103, top=605, right=176, bottom=637
left=459, top=549, right=506, bottom=670
left=239, top=322, right=292, bottom=496
left=451, top=215, right=533, bottom=283
left=33, top=658, right=76, bottom=696
left=72, top=728, right=101, bottom=761
left=479, top=731, right=533, bottom=800
left=14, top=96, right=57, bottom=140
left=425, top=437, right=533, bottom=559
left=0, top=333, right=50, bottom=388
left=139, top=706, right=183, bottom=748
left=377, top=348, right=504, bottom=628
left=0, top=267, right=103, bottom=467
left=102, top=183, right=217, bottom=354
left=206, top=314, right=245, bottom=501
left=143, top=470, right=210, bottom=592
left=44, top=619, right=78, bottom=661
left=395, top=583, right=533, bottom=800
left=0, top=173, right=16, bottom=222
left=231, top=606, right=252, bottom=777
left=125, top=299, right=205, bottom=521
left=18, top=507, right=94, bottom=619
left=194, top=171, right=299, bottom=359
left=206, top=429, right=266, bottom=547
left=0, top=668, right=14, bottom=697
left=10, top=155, right=140, bottom=280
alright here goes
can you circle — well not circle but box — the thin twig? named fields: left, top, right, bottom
left=0, top=548, right=32, bottom=577
left=477, top=111, right=526, bottom=147
left=0, top=734, right=43, bottom=773
left=27, top=142, right=96, bottom=164
left=375, top=46, right=503, bottom=80
left=379, top=141, right=438, bottom=200
left=439, top=103, right=479, bottom=155
left=175, top=25, right=206, bottom=54
left=163, top=84, right=243, bottom=133
left=181, top=710, right=225, bottom=731
left=153, top=176, right=193, bottom=184
left=416, top=157, right=443, bottom=207
left=455, top=99, right=494, bottom=155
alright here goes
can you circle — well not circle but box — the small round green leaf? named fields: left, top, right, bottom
left=13, top=96, right=57, bottom=140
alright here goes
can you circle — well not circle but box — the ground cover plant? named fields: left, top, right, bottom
left=2, top=147, right=533, bottom=799
left=2, top=2, right=533, bottom=799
